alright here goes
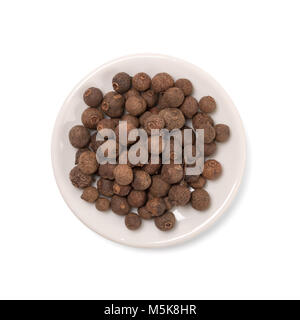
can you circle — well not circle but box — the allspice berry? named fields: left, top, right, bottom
left=69, top=166, right=93, bottom=189
left=121, top=114, right=140, bottom=128
left=139, top=111, right=152, bottom=127
left=199, top=96, right=216, bottom=113
left=125, top=213, right=142, bottom=230
left=111, top=195, right=131, bottom=215
left=112, top=72, right=131, bottom=93
left=151, top=73, right=174, bottom=93
left=195, top=123, right=216, bottom=144
left=98, top=163, right=116, bottom=180
left=113, top=183, right=131, bottom=196
left=202, top=159, right=222, bottom=180
left=214, top=124, right=230, bottom=142
left=192, top=112, right=214, bottom=129
left=149, top=175, right=170, bottom=197
left=175, top=79, right=193, bottom=96
left=81, top=186, right=99, bottom=203
left=154, top=212, right=176, bottom=231
left=138, top=206, right=152, bottom=220
left=115, top=121, right=137, bottom=145
left=159, top=108, right=185, bottom=130
left=97, top=118, right=116, bottom=132
left=160, top=87, right=184, bottom=108
left=75, top=148, right=89, bottom=164
left=191, top=189, right=210, bottom=211
left=161, top=164, right=184, bottom=184
left=144, top=115, right=165, bottom=134
left=168, top=185, right=191, bottom=206
left=141, top=89, right=158, bottom=108
left=146, top=198, right=166, bottom=217
left=113, top=164, right=133, bottom=186
left=125, top=96, right=147, bottom=116
left=127, top=190, right=147, bottom=208
left=101, top=92, right=125, bottom=118
left=132, top=72, right=151, bottom=92
left=180, top=96, right=199, bottom=119
left=78, top=151, right=99, bottom=175
left=143, top=162, right=161, bottom=175
left=204, top=142, right=217, bottom=157
left=132, top=170, right=151, bottom=191
left=89, top=132, right=105, bottom=152
left=81, top=107, right=104, bottom=130
left=83, top=87, right=103, bottom=107
left=188, top=176, right=206, bottom=189
left=97, top=178, right=114, bottom=197
left=124, top=88, right=140, bottom=100
left=69, top=125, right=90, bottom=148
left=95, top=198, right=110, bottom=211
left=149, top=106, right=160, bottom=115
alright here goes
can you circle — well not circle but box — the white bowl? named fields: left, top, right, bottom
left=51, top=54, right=246, bottom=248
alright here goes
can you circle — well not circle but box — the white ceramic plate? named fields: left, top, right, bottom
left=51, top=54, right=246, bottom=248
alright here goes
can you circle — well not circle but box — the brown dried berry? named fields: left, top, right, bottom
left=113, top=183, right=131, bottom=196
left=196, top=123, right=216, bottom=144
left=139, top=111, right=152, bottom=127
left=81, top=107, right=103, bottom=129
left=154, top=212, right=176, bottom=231
left=132, top=170, right=152, bottom=191
left=89, top=132, right=104, bottom=152
left=192, top=112, right=214, bottom=129
left=97, top=178, right=114, bottom=197
left=111, top=195, right=131, bottom=215
left=95, top=198, right=110, bottom=211
left=78, top=151, right=99, bottom=175
left=175, top=79, right=193, bottom=96
left=159, top=108, right=185, bottom=130
left=97, top=118, right=117, bottom=132
left=69, top=166, right=93, bottom=189
left=113, top=164, right=133, bottom=186
left=138, top=207, right=152, bottom=220
left=69, top=125, right=90, bottom=148
left=143, top=162, right=161, bottom=175
left=83, top=87, right=103, bottom=107
left=199, top=96, right=216, bottom=113
left=149, top=106, right=160, bottom=115
left=127, top=190, right=147, bottom=208
left=180, top=96, right=199, bottom=119
left=191, top=189, right=210, bottom=211
left=168, top=185, right=191, bottom=206
left=125, top=96, right=147, bottom=116
left=144, top=115, right=165, bottom=134
left=202, top=159, right=222, bottom=180
left=132, top=72, right=151, bottom=92
left=121, top=114, right=140, bottom=128
left=161, top=164, right=184, bottom=184
left=81, top=186, right=99, bottom=203
left=146, top=198, right=166, bottom=217
left=125, top=213, right=142, bottom=230
left=164, top=197, right=175, bottom=211
left=160, top=87, right=184, bottom=108
left=75, top=148, right=89, bottom=164
left=112, top=72, right=131, bottom=94
left=188, top=176, right=206, bottom=189
left=101, top=92, right=125, bottom=118
left=124, top=88, right=140, bottom=100
left=214, top=124, right=230, bottom=142
left=141, top=89, right=158, bottom=108
left=98, top=163, right=116, bottom=180
left=149, top=175, right=170, bottom=197
left=204, top=142, right=217, bottom=157
left=152, top=73, right=174, bottom=93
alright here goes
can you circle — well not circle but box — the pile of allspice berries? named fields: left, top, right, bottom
left=68, top=72, right=230, bottom=231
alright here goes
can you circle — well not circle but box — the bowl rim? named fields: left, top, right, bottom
left=51, top=53, right=247, bottom=248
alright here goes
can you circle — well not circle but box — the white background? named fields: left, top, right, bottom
left=0, top=0, right=299, bottom=300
